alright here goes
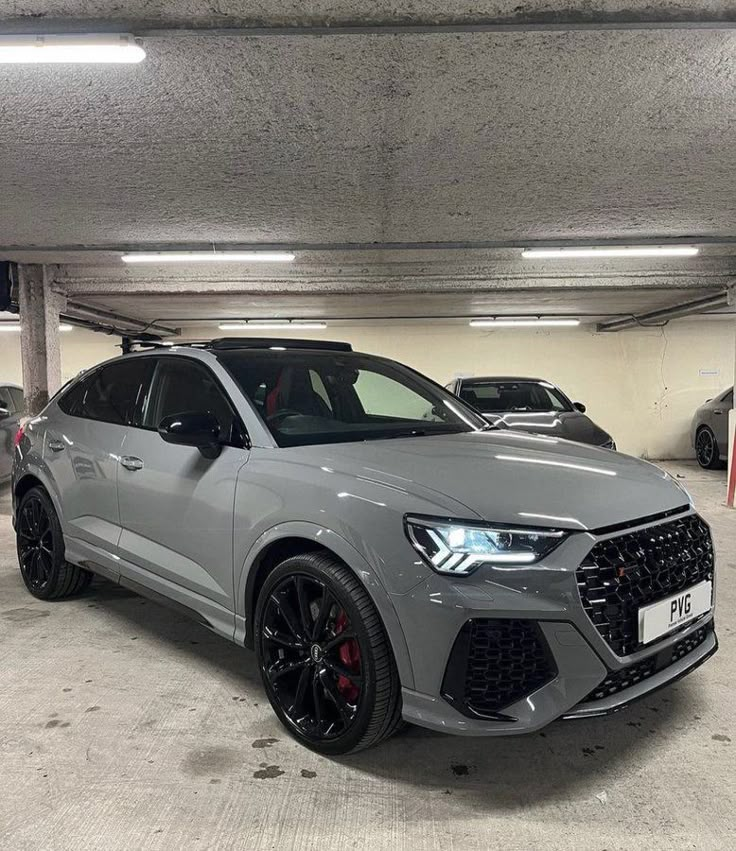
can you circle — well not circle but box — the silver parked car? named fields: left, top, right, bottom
left=0, top=382, right=24, bottom=483
left=446, top=376, right=615, bottom=448
left=12, top=339, right=717, bottom=754
left=691, top=386, right=733, bottom=469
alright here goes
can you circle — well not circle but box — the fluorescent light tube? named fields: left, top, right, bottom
left=522, top=246, right=699, bottom=259
left=0, top=34, right=145, bottom=64
left=469, top=318, right=580, bottom=328
left=218, top=321, right=327, bottom=331
left=0, top=323, right=73, bottom=332
left=122, top=251, right=295, bottom=264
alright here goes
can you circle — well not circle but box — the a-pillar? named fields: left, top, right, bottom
left=18, top=265, right=66, bottom=415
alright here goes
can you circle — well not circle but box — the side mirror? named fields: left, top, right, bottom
left=573, top=401, right=587, bottom=414
left=158, top=411, right=222, bottom=459
left=0, top=406, right=10, bottom=421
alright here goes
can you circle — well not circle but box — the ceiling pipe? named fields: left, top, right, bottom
left=65, top=301, right=178, bottom=337
left=1, top=235, right=735, bottom=256
left=596, top=291, right=732, bottom=332
left=1, top=19, right=735, bottom=38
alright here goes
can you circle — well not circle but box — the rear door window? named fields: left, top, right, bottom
left=62, top=359, right=154, bottom=426
left=0, top=386, right=15, bottom=413
left=8, top=387, right=24, bottom=412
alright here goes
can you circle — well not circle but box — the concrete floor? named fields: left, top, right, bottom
left=0, top=462, right=733, bottom=850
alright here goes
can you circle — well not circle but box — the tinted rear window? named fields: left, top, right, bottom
left=0, top=386, right=15, bottom=412
left=58, top=359, right=154, bottom=426
left=8, top=387, right=24, bottom=412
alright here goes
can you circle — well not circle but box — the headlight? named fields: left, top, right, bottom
left=404, top=515, right=569, bottom=575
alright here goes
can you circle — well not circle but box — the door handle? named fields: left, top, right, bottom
left=48, top=440, right=66, bottom=452
left=120, top=456, right=144, bottom=471
left=714, top=410, right=724, bottom=415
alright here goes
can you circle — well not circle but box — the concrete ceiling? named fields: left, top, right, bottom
left=1, top=2, right=735, bottom=331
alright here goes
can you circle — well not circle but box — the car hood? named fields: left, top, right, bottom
left=301, top=430, right=687, bottom=531
left=482, top=411, right=611, bottom=445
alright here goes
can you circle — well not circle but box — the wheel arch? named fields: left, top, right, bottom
left=14, top=472, right=45, bottom=503
left=13, top=470, right=64, bottom=526
left=238, top=523, right=414, bottom=689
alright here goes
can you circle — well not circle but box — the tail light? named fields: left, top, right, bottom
left=13, top=424, right=25, bottom=448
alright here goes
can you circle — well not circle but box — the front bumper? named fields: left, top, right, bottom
left=394, top=507, right=717, bottom=735
left=401, top=621, right=716, bottom=734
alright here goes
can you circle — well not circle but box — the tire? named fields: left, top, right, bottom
left=695, top=426, right=723, bottom=470
left=254, top=552, right=402, bottom=755
left=15, top=486, right=92, bottom=600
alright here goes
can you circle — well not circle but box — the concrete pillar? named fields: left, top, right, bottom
left=18, top=264, right=66, bottom=415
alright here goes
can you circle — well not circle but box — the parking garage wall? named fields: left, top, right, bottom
left=0, top=320, right=732, bottom=460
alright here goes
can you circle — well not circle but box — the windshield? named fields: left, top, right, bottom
left=218, top=350, right=486, bottom=446
left=217, top=349, right=487, bottom=447
left=458, top=380, right=573, bottom=414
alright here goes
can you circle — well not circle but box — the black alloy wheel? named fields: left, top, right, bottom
left=17, top=492, right=55, bottom=593
left=695, top=427, right=721, bottom=470
left=16, top=486, right=92, bottom=600
left=255, top=552, right=402, bottom=754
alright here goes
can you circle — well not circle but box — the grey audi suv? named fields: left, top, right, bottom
left=12, top=339, right=717, bottom=754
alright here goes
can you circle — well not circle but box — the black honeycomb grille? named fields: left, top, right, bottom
left=441, top=619, right=557, bottom=719
left=582, top=622, right=713, bottom=703
left=577, top=514, right=713, bottom=656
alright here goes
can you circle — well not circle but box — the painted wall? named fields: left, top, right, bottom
left=0, top=327, right=119, bottom=386
left=1, top=320, right=733, bottom=459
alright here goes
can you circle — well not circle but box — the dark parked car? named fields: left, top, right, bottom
left=446, top=376, right=614, bottom=448
left=0, top=383, right=24, bottom=483
left=691, top=386, right=733, bottom=469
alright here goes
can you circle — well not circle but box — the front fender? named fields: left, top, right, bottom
left=235, top=520, right=415, bottom=690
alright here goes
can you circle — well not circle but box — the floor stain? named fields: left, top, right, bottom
left=252, top=737, right=279, bottom=749
left=300, top=769, right=317, bottom=779
left=85, top=706, right=101, bottom=713
left=2, top=607, right=49, bottom=622
left=44, top=720, right=71, bottom=729
left=182, top=747, right=242, bottom=777
left=712, top=734, right=731, bottom=743
left=450, top=764, right=471, bottom=776
left=253, top=764, right=284, bottom=780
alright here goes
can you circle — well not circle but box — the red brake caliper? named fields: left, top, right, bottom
left=334, top=611, right=361, bottom=703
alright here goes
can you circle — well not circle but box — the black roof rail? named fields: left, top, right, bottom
left=206, top=337, right=353, bottom=352
left=120, top=336, right=353, bottom=354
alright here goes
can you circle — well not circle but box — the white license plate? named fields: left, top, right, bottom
left=638, top=580, right=712, bottom=645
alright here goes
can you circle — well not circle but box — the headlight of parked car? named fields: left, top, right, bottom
left=404, top=515, right=570, bottom=575
left=601, top=439, right=616, bottom=450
